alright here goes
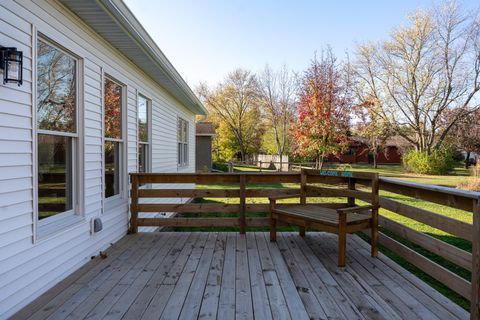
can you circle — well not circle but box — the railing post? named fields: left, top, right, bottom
left=347, top=177, right=356, bottom=207
left=239, top=174, right=246, bottom=234
left=228, top=161, right=233, bottom=173
left=471, top=197, right=480, bottom=319
left=129, top=174, right=139, bottom=234
left=370, top=174, right=379, bottom=259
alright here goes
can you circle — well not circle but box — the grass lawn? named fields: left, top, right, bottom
left=234, top=163, right=470, bottom=187
left=341, top=163, right=470, bottom=187
left=177, top=164, right=475, bottom=309
left=233, top=164, right=277, bottom=172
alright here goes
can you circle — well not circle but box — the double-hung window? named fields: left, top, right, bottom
left=36, top=37, right=78, bottom=222
left=138, top=95, right=150, bottom=173
left=177, top=118, right=188, bottom=167
left=104, top=77, right=123, bottom=198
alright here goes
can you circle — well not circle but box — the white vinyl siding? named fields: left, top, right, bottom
left=0, top=0, right=196, bottom=318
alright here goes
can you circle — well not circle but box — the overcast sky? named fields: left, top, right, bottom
left=124, top=0, right=479, bottom=88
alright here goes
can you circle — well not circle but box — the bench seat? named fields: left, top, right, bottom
left=273, top=204, right=371, bottom=226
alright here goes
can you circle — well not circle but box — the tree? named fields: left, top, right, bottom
left=292, top=50, right=351, bottom=169
left=258, top=65, right=297, bottom=168
left=354, top=98, right=393, bottom=169
left=210, top=116, right=239, bottom=162
left=354, top=1, right=480, bottom=153
left=198, top=69, right=263, bottom=161
left=449, top=108, right=480, bottom=168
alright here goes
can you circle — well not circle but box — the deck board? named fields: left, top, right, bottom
left=13, top=232, right=469, bottom=320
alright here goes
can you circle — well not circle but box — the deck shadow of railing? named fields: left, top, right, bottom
left=129, top=171, right=480, bottom=317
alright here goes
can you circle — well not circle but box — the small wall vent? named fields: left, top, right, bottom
left=90, top=217, right=103, bottom=234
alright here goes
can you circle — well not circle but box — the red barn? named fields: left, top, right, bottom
left=327, top=136, right=409, bottom=164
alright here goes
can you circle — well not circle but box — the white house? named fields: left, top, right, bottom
left=0, top=0, right=206, bottom=318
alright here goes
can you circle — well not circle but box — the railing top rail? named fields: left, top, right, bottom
left=303, top=168, right=378, bottom=180
left=129, top=172, right=300, bottom=176
left=380, top=177, right=480, bottom=200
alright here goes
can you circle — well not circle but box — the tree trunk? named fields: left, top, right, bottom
left=373, top=154, right=378, bottom=169
left=466, top=151, right=471, bottom=169
left=318, top=156, right=325, bottom=170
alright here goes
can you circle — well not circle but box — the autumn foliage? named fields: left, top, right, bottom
left=292, top=51, right=351, bottom=168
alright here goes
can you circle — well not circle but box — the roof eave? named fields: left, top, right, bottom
left=59, top=0, right=207, bottom=115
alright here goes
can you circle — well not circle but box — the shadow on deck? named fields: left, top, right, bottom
left=13, top=232, right=468, bottom=320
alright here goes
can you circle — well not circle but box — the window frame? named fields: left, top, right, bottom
left=137, top=94, right=152, bottom=173
left=103, top=75, right=126, bottom=205
left=33, top=32, right=84, bottom=241
left=177, top=117, right=189, bottom=167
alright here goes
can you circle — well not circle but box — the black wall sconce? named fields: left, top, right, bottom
left=0, top=46, right=23, bottom=86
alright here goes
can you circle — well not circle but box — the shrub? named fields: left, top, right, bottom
left=212, top=162, right=228, bottom=172
left=402, top=148, right=455, bottom=175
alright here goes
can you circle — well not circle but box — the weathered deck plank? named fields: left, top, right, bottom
left=13, top=232, right=469, bottom=320
left=198, top=233, right=226, bottom=319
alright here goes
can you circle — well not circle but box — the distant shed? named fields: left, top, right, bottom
left=196, top=122, right=216, bottom=171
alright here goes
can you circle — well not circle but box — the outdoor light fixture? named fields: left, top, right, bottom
left=0, top=46, right=23, bottom=86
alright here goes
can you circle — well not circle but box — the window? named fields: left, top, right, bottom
left=104, top=77, right=123, bottom=198
left=138, top=95, right=150, bottom=173
left=177, top=118, right=188, bottom=166
left=36, top=37, right=78, bottom=220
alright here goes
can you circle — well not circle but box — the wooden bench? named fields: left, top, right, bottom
left=269, top=169, right=379, bottom=267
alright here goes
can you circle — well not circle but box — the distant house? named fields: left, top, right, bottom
left=0, top=0, right=207, bottom=318
left=328, top=136, right=409, bottom=164
left=196, top=122, right=216, bottom=171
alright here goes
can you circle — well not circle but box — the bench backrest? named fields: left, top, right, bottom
left=300, top=168, right=379, bottom=207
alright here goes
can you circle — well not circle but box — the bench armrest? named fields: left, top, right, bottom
left=336, top=205, right=377, bottom=213
left=268, top=194, right=301, bottom=201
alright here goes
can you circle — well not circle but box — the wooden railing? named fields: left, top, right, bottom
left=129, top=172, right=480, bottom=318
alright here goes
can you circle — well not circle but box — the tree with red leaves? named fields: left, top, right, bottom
left=292, top=50, right=351, bottom=169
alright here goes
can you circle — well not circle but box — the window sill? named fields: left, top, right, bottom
left=104, top=194, right=127, bottom=213
left=36, top=213, right=85, bottom=242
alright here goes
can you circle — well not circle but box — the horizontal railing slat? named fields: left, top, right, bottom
left=138, top=189, right=240, bottom=198
left=379, top=178, right=476, bottom=212
left=137, top=203, right=240, bottom=213
left=137, top=188, right=302, bottom=198
left=375, top=232, right=471, bottom=300
left=379, top=216, right=472, bottom=271
left=137, top=217, right=239, bottom=227
left=137, top=217, right=273, bottom=228
left=305, top=186, right=372, bottom=202
left=379, top=197, right=472, bottom=241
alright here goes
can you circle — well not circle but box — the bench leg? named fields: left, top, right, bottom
left=270, top=217, right=277, bottom=242
left=338, top=212, right=347, bottom=267
left=338, top=232, right=346, bottom=267
left=299, top=226, right=306, bottom=237
left=371, top=217, right=378, bottom=258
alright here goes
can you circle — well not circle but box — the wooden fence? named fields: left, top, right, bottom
left=228, top=160, right=318, bottom=172
left=129, top=172, right=480, bottom=318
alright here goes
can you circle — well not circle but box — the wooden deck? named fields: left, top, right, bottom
left=14, top=232, right=468, bottom=320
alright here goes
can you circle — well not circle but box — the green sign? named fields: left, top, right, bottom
left=319, top=170, right=353, bottom=178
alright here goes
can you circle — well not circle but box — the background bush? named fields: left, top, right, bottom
left=212, top=162, right=228, bottom=172
left=402, top=149, right=456, bottom=175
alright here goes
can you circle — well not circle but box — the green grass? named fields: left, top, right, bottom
left=234, top=163, right=470, bottom=187
left=233, top=164, right=277, bottom=172
left=343, top=163, right=470, bottom=187
left=175, top=164, right=474, bottom=310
